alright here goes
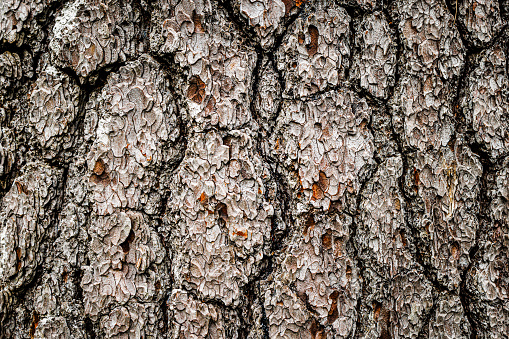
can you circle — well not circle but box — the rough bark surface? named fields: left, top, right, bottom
left=0, top=0, right=508, bottom=338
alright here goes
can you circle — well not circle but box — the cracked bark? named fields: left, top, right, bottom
left=0, top=0, right=508, bottom=338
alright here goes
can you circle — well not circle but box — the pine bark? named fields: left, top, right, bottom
left=0, top=0, right=508, bottom=337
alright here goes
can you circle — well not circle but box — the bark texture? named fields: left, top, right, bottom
left=0, top=0, right=508, bottom=338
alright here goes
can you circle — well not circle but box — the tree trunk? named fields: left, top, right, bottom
left=0, top=0, right=507, bottom=337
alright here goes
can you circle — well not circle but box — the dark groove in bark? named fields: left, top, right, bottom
left=444, top=0, right=508, bottom=51
left=84, top=316, right=97, bottom=339
left=215, top=0, right=260, bottom=48
left=385, top=2, right=458, bottom=296
left=416, top=289, right=437, bottom=339
left=450, top=41, right=496, bottom=338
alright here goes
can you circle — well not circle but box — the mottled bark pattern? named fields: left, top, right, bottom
left=0, top=0, right=508, bottom=338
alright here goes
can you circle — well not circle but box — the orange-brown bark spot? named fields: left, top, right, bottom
left=447, top=137, right=455, bottom=151
left=309, top=318, right=325, bottom=339
left=233, top=229, right=248, bottom=238
left=322, top=231, right=332, bottom=250
left=312, top=183, right=324, bottom=200
left=373, top=301, right=382, bottom=321
left=375, top=303, right=391, bottom=338
left=346, top=265, right=352, bottom=280
left=400, top=230, right=407, bottom=248
left=295, top=0, right=306, bottom=7
left=93, top=158, right=105, bottom=175
left=413, top=167, right=420, bottom=191
left=282, top=0, right=294, bottom=15
left=15, top=247, right=21, bottom=272
left=303, top=214, right=315, bottom=236
left=85, top=43, right=96, bottom=57
left=394, top=198, right=401, bottom=211
left=318, top=171, right=329, bottom=193
left=346, top=179, right=355, bottom=194
left=71, top=51, right=79, bottom=68
left=62, top=269, right=69, bottom=283
left=327, top=290, right=339, bottom=323
left=298, top=33, right=305, bottom=44
left=187, top=76, right=206, bottom=104
left=451, top=242, right=460, bottom=260
left=306, top=25, right=319, bottom=57
left=274, top=138, right=280, bottom=150
left=334, top=238, right=342, bottom=257
left=192, top=11, right=205, bottom=33
left=90, top=171, right=110, bottom=185
left=322, top=124, right=330, bottom=138
left=380, top=329, right=392, bottom=339
left=199, top=192, right=208, bottom=205
left=15, top=181, right=28, bottom=194
left=29, top=312, right=39, bottom=339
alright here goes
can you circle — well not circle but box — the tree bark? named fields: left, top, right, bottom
left=0, top=0, right=508, bottom=337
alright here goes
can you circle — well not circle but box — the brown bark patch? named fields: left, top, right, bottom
left=282, top=0, right=294, bottom=15
left=306, top=25, right=319, bottom=57
left=346, top=265, right=352, bottom=280
left=413, top=167, right=420, bottom=192
left=327, top=290, right=339, bottom=323
left=90, top=172, right=110, bottom=185
left=312, top=182, right=324, bottom=200
left=282, top=0, right=307, bottom=15
left=29, top=311, right=39, bottom=339
left=451, top=242, right=460, bottom=260
left=333, top=237, right=342, bottom=257
left=15, top=181, right=28, bottom=194
left=322, top=230, right=332, bottom=250
left=399, top=230, right=407, bottom=248
left=309, top=318, right=325, bottom=339
left=373, top=301, right=382, bottom=321
left=233, top=229, right=248, bottom=238
left=199, top=192, right=208, bottom=205
left=93, top=158, right=105, bottom=175
left=317, top=171, right=329, bottom=193
left=15, top=247, right=21, bottom=272
left=304, top=214, right=315, bottom=236
left=298, top=33, right=305, bottom=44
left=62, top=269, right=69, bottom=283
left=192, top=11, right=205, bottom=33
left=187, top=76, right=206, bottom=104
